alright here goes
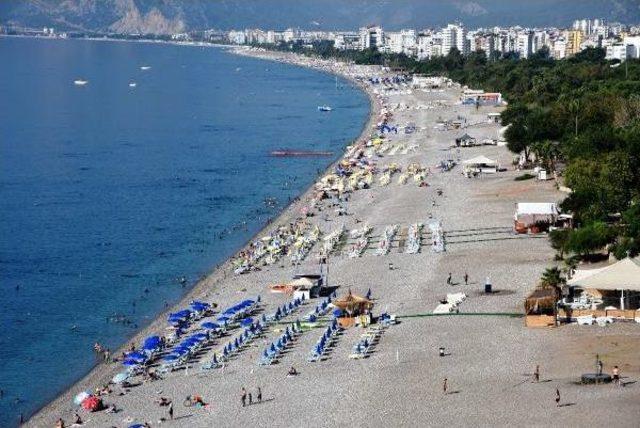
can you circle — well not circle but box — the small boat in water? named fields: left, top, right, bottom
left=270, top=149, right=333, bottom=157
left=129, top=82, right=137, bottom=88
left=73, top=79, right=88, bottom=86
left=317, top=105, right=332, bottom=112
left=140, top=66, right=151, bottom=71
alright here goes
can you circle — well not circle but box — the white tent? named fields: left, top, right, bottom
left=568, top=257, right=640, bottom=310
left=462, top=155, right=497, bottom=166
left=516, top=202, right=558, bottom=216
left=462, top=155, right=498, bottom=175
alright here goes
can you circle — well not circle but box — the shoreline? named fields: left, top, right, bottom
left=26, top=45, right=380, bottom=425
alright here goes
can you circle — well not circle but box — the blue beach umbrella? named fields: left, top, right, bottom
left=163, top=355, right=179, bottom=362
left=240, top=318, right=253, bottom=327
left=122, top=359, right=139, bottom=367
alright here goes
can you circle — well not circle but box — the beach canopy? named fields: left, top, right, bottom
left=125, top=352, right=147, bottom=362
left=462, top=155, right=497, bottom=166
left=143, top=336, right=161, bottom=350
left=202, top=322, right=221, bottom=330
left=332, top=291, right=374, bottom=313
left=567, top=257, right=640, bottom=291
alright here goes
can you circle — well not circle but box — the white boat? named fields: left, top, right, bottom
left=73, top=79, right=88, bottom=86
left=129, top=82, right=137, bottom=88
left=140, top=66, right=151, bottom=71
left=317, top=105, right=332, bottom=112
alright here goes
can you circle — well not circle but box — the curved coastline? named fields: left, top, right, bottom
left=26, top=47, right=377, bottom=425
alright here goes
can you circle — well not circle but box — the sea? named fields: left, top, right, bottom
left=0, top=36, right=369, bottom=423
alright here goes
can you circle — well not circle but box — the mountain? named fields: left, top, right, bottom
left=1, top=0, right=640, bottom=34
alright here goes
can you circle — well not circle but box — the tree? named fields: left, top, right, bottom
left=549, top=229, right=571, bottom=259
left=566, top=221, right=615, bottom=257
left=540, top=266, right=566, bottom=288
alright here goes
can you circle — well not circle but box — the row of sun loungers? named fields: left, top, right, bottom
left=303, top=294, right=336, bottom=322
left=376, top=224, right=399, bottom=256
left=348, top=224, right=372, bottom=258
left=308, top=318, right=341, bottom=362
left=322, top=225, right=344, bottom=254
left=232, top=221, right=313, bottom=274
left=259, top=322, right=303, bottom=366
left=433, top=292, right=467, bottom=314
left=290, top=226, right=321, bottom=265
left=405, top=223, right=423, bottom=254
left=202, top=320, right=265, bottom=370
left=349, top=326, right=384, bottom=359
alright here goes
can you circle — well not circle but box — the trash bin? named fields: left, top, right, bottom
left=484, top=282, right=492, bottom=293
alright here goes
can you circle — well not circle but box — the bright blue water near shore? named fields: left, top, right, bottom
left=0, top=37, right=368, bottom=422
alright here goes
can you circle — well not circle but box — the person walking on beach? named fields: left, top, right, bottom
left=533, top=365, right=540, bottom=383
left=447, top=273, right=452, bottom=285
left=443, top=378, right=448, bottom=395
left=464, top=272, right=469, bottom=285
left=248, top=392, right=253, bottom=406
left=168, top=402, right=174, bottom=420
left=257, top=387, right=262, bottom=403
left=241, top=387, right=247, bottom=407
left=555, top=388, right=561, bottom=407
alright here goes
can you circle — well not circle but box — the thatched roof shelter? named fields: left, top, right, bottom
left=332, top=290, right=374, bottom=316
left=525, top=287, right=560, bottom=315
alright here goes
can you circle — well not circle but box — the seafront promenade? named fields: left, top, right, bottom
left=29, top=48, right=640, bottom=428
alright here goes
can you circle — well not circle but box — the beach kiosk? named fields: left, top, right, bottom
left=561, top=257, right=640, bottom=323
left=455, top=133, right=477, bottom=147
left=514, top=202, right=559, bottom=234
left=332, top=290, right=374, bottom=328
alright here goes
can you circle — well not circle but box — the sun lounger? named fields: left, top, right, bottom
left=577, top=315, right=594, bottom=326
left=433, top=303, right=454, bottom=314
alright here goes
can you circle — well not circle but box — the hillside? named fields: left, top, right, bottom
left=1, top=0, right=639, bottom=34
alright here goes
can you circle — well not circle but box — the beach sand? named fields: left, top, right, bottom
left=27, top=48, right=640, bottom=428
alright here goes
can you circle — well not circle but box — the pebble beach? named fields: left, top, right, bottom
left=27, top=47, right=640, bottom=428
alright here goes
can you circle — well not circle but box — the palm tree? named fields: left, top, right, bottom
left=568, top=99, right=580, bottom=138
left=540, top=266, right=566, bottom=288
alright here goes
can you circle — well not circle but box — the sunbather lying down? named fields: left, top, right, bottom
left=287, top=366, right=299, bottom=377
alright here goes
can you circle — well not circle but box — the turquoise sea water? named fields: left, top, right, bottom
left=0, top=37, right=369, bottom=423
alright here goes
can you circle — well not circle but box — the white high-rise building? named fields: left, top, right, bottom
left=359, top=26, right=384, bottom=50
left=517, top=32, right=534, bottom=58
left=442, top=23, right=468, bottom=55
left=385, top=29, right=417, bottom=55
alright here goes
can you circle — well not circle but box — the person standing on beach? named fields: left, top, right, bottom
left=443, top=378, right=448, bottom=395
left=241, top=387, right=247, bottom=407
left=555, top=388, right=561, bottom=407
left=464, top=272, right=469, bottom=285
left=447, top=273, right=452, bottom=285
left=612, top=366, right=621, bottom=386
left=257, top=387, right=262, bottom=403
left=248, top=392, right=253, bottom=406
left=168, top=402, right=174, bottom=420
left=533, top=365, right=540, bottom=383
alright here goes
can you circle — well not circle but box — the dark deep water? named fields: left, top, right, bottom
left=0, top=37, right=369, bottom=422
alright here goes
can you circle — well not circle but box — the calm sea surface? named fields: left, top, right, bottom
left=0, top=37, right=368, bottom=422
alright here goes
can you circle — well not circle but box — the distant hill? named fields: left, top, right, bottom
left=1, top=0, right=640, bottom=34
